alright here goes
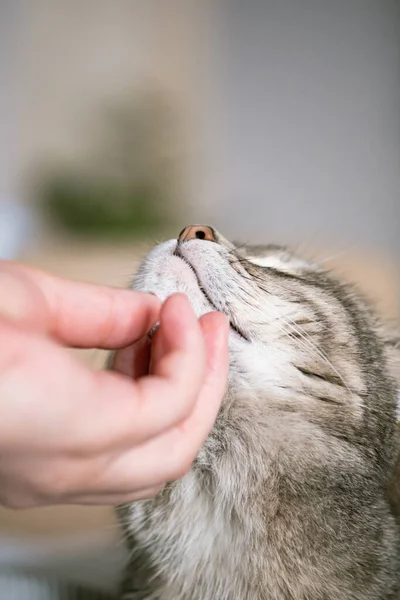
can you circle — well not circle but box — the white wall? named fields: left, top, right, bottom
left=193, top=1, right=400, bottom=258
left=1, top=1, right=399, bottom=259
left=0, top=1, right=200, bottom=201
left=0, top=1, right=22, bottom=199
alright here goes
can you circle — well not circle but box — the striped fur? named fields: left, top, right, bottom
left=117, top=228, right=400, bottom=600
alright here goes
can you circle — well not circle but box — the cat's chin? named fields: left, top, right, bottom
left=132, top=239, right=251, bottom=347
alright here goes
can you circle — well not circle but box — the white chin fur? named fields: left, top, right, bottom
left=131, top=240, right=213, bottom=318
left=130, top=238, right=294, bottom=400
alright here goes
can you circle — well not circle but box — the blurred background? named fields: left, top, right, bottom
left=0, top=0, right=399, bottom=597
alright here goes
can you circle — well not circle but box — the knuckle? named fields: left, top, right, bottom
left=31, top=463, right=80, bottom=501
left=173, top=391, right=198, bottom=425
left=168, top=450, right=195, bottom=481
left=34, top=474, right=68, bottom=501
left=0, top=482, right=42, bottom=509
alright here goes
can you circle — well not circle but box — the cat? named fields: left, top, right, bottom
left=115, top=225, right=400, bottom=600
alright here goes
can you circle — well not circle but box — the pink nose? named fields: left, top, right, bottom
left=178, top=225, right=216, bottom=243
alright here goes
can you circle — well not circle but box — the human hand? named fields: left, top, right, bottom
left=0, top=262, right=229, bottom=508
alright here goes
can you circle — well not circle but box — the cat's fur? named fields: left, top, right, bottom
left=116, top=227, right=400, bottom=600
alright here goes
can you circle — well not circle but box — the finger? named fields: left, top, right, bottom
left=1, top=482, right=164, bottom=508
left=126, top=293, right=208, bottom=435
left=0, top=265, right=50, bottom=332
left=0, top=261, right=161, bottom=349
left=67, top=312, right=229, bottom=495
left=0, top=294, right=226, bottom=462
left=87, top=294, right=207, bottom=448
left=89, top=301, right=229, bottom=459
left=0, top=295, right=207, bottom=452
left=119, top=311, right=230, bottom=487
left=5, top=311, right=229, bottom=506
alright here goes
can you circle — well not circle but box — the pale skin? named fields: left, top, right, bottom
left=0, top=262, right=229, bottom=508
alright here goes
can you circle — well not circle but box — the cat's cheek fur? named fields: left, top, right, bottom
left=116, top=230, right=400, bottom=600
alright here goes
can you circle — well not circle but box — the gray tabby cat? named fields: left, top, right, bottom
left=116, top=225, right=400, bottom=600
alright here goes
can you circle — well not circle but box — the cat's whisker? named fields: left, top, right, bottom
left=224, top=242, right=250, bottom=255
left=317, top=249, right=350, bottom=265
left=273, top=315, right=351, bottom=393
left=217, top=261, right=348, bottom=387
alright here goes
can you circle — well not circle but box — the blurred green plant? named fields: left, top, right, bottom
left=39, top=86, right=185, bottom=239
left=42, top=177, right=171, bottom=238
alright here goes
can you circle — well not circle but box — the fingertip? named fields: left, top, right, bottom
left=138, top=290, right=162, bottom=311
left=199, top=312, right=230, bottom=375
left=130, top=290, right=161, bottom=325
left=199, top=311, right=229, bottom=336
left=199, top=312, right=230, bottom=353
left=162, top=293, right=193, bottom=318
left=160, top=293, right=200, bottom=342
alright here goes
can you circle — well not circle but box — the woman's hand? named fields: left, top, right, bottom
left=0, top=262, right=229, bottom=508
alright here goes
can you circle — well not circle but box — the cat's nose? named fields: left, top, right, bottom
left=178, top=225, right=216, bottom=243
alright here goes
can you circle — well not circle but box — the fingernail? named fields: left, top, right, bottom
left=168, top=293, right=195, bottom=320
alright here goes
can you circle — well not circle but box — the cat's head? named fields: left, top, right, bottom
left=132, top=225, right=399, bottom=466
